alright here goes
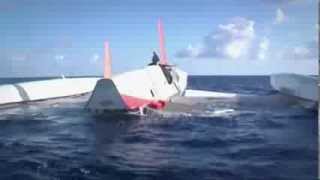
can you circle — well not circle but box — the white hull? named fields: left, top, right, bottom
left=113, top=65, right=187, bottom=101
left=270, top=73, right=318, bottom=108
left=86, top=65, right=187, bottom=112
left=0, top=78, right=99, bottom=105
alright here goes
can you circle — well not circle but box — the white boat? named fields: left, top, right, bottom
left=270, top=73, right=318, bottom=109
left=86, top=20, right=188, bottom=114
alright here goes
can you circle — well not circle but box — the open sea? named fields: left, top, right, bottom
left=0, top=76, right=317, bottom=180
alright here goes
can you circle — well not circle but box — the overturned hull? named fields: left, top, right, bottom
left=86, top=20, right=189, bottom=114
left=0, top=78, right=99, bottom=105
left=270, top=73, right=318, bottom=108
left=86, top=65, right=187, bottom=113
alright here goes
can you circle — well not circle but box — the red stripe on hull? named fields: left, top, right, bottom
left=121, top=95, right=167, bottom=110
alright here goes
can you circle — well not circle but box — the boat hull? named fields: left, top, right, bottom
left=86, top=65, right=188, bottom=113
left=270, top=73, right=318, bottom=108
left=0, top=78, right=99, bottom=105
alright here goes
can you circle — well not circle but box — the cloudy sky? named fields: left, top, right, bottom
left=0, top=0, right=318, bottom=77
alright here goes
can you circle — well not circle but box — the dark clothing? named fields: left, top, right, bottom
left=160, top=64, right=173, bottom=84
left=149, top=52, right=160, bottom=65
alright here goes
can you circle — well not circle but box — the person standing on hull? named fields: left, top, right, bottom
left=149, top=51, right=173, bottom=84
left=149, top=51, right=160, bottom=66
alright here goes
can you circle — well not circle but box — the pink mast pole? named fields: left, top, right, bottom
left=104, top=41, right=112, bottom=79
left=158, top=19, right=168, bottom=65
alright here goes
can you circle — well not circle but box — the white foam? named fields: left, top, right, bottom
left=184, top=89, right=238, bottom=98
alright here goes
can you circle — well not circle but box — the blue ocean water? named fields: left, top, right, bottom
left=0, top=76, right=317, bottom=180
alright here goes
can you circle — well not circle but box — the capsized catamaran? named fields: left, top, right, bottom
left=0, top=20, right=235, bottom=110
left=86, top=20, right=188, bottom=115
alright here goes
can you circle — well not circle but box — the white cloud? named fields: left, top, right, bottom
left=11, top=54, right=27, bottom=62
left=274, top=8, right=286, bottom=24
left=176, top=17, right=257, bottom=60
left=293, top=47, right=310, bottom=56
left=262, top=0, right=302, bottom=5
left=282, top=40, right=318, bottom=60
left=55, top=55, right=64, bottom=61
left=90, top=53, right=100, bottom=64
left=55, top=55, right=65, bottom=66
left=257, top=37, right=270, bottom=60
